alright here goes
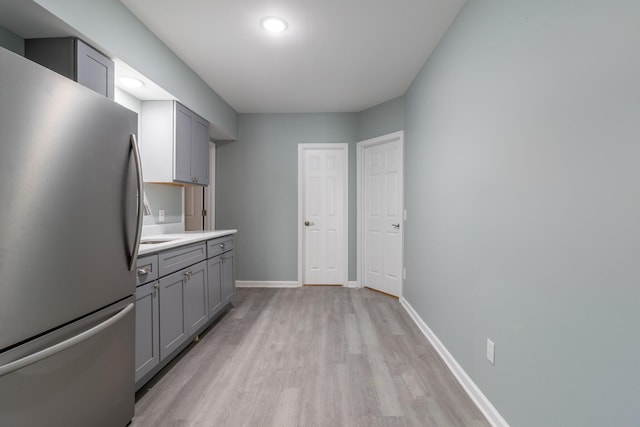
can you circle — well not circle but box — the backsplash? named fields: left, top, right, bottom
left=143, top=183, right=183, bottom=231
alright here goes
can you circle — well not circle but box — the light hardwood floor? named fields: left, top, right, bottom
left=131, top=287, right=490, bottom=427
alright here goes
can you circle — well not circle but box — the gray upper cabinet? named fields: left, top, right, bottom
left=140, top=101, right=210, bottom=186
left=25, top=37, right=114, bottom=99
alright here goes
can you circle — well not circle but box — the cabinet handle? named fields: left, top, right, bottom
left=153, top=283, right=159, bottom=289
left=392, top=223, right=400, bottom=229
left=184, top=270, right=192, bottom=278
left=219, top=244, right=225, bottom=249
left=137, top=266, right=151, bottom=276
left=129, top=134, right=144, bottom=272
left=0, top=303, right=134, bottom=378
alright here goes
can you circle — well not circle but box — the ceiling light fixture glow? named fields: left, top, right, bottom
left=118, top=76, right=144, bottom=89
left=261, top=16, right=288, bottom=33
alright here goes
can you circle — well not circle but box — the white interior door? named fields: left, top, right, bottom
left=299, top=144, right=348, bottom=286
left=358, top=132, right=404, bottom=297
left=184, top=184, right=204, bottom=231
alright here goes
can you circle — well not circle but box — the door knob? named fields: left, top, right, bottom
left=304, top=221, right=314, bottom=226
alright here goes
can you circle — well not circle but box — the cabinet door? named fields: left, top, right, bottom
left=207, top=256, right=223, bottom=318
left=174, top=103, right=194, bottom=184
left=159, top=271, right=187, bottom=361
left=190, top=116, right=210, bottom=185
left=135, top=281, right=159, bottom=382
left=75, top=39, right=114, bottom=99
left=25, top=38, right=114, bottom=99
left=184, top=261, right=208, bottom=336
left=221, top=250, right=236, bottom=304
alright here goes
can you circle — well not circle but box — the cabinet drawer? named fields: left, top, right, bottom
left=158, top=243, right=206, bottom=277
left=136, top=255, right=158, bottom=286
left=207, top=236, right=235, bottom=258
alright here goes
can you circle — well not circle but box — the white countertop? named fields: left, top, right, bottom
left=138, top=229, right=237, bottom=256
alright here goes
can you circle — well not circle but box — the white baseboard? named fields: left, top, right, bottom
left=236, top=281, right=299, bottom=288
left=399, top=297, right=509, bottom=427
left=237, top=281, right=362, bottom=289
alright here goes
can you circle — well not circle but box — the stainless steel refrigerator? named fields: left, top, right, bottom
left=0, top=47, right=143, bottom=426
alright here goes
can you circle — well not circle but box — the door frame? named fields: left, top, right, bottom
left=204, top=141, right=216, bottom=230
left=297, top=143, right=349, bottom=287
left=356, top=131, right=405, bottom=294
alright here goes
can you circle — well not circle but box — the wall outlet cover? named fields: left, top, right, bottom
left=487, top=338, right=495, bottom=365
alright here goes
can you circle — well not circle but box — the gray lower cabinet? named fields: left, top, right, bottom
left=184, top=261, right=208, bottom=336
left=158, top=269, right=187, bottom=361
left=158, top=242, right=206, bottom=278
left=207, top=236, right=236, bottom=314
left=158, top=260, right=207, bottom=361
left=135, top=235, right=235, bottom=390
left=135, top=255, right=160, bottom=383
left=221, top=250, right=236, bottom=305
left=207, top=256, right=223, bottom=318
left=134, top=280, right=159, bottom=383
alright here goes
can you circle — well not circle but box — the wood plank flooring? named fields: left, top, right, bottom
left=131, top=287, right=490, bottom=427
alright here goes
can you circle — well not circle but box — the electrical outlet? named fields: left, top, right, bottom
left=158, top=209, right=165, bottom=223
left=486, top=339, right=495, bottom=365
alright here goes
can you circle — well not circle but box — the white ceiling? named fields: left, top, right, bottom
left=120, top=0, right=465, bottom=113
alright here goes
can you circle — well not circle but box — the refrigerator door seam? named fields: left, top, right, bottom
left=0, top=303, right=134, bottom=377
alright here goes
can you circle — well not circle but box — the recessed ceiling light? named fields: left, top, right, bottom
left=261, top=16, right=288, bottom=33
left=118, top=76, right=144, bottom=89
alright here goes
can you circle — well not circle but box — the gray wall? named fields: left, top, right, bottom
left=143, top=183, right=183, bottom=225
left=216, top=113, right=358, bottom=281
left=33, top=0, right=237, bottom=140
left=357, top=95, right=405, bottom=142
left=0, top=25, right=23, bottom=55
left=403, top=1, right=640, bottom=426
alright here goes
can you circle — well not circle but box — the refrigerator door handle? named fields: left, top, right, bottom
left=0, top=303, right=134, bottom=378
left=129, top=134, right=144, bottom=271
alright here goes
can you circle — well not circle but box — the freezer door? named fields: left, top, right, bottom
left=0, top=297, right=135, bottom=427
left=0, top=48, right=138, bottom=350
